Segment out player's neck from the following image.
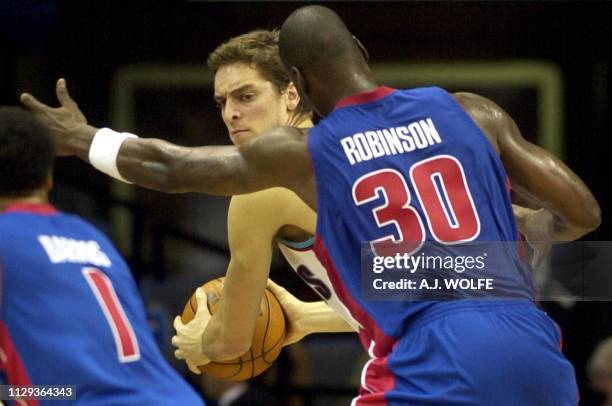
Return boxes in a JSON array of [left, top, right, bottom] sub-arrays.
[[320, 68, 378, 116], [290, 114, 314, 129], [337, 73, 379, 101], [0, 190, 49, 212]]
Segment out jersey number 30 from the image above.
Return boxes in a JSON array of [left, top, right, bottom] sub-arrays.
[[353, 155, 480, 255], [82, 267, 141, 363]]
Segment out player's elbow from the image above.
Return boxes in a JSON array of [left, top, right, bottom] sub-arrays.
[[562, 200, 601, 240], [582, 201, 602, 232], [576, 191, 602, 232]]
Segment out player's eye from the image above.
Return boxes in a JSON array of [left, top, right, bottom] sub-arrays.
[[215, 101, 225, 110], [240, 93, 254, 102]]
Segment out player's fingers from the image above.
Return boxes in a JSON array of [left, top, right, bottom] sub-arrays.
[[55, 78, 77, 108], [186, 360, 201, 375], [174, 348, 185, 360], [171, 335, 190, 350], [194, 288, 210, 313], [171, 335, 180, 347], [512, 204, 527, 220], [266, 279, 288, 295], [20, 93, 50, 113], [172, 315, 185, 332]]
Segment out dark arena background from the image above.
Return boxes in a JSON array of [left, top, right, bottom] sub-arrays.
[[1, 1, 611, 405]]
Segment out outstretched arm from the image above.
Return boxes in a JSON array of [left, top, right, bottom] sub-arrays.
[[21, 79, 316, 207], [455, 92, 601, 241]]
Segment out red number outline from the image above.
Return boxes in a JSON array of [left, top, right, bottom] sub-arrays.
[[82, 267, 140, 363], [353, 155, 481, 253]]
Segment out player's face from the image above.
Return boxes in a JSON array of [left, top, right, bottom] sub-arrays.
[[214, 62, 293, 145]]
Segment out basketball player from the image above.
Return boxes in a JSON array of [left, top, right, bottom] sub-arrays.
[[21, 5, 600, 404], [192, 29, 357, 368], [0, 106, 203, 405]]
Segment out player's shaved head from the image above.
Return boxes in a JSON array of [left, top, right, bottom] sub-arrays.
[[279, 5, 359, 73], [279, 5, 377, 116]]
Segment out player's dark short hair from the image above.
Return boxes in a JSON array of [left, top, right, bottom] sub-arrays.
[[0, 106, 55, 196]]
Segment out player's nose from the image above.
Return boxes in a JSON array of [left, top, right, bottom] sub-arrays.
[[224, 100, 241, 121]]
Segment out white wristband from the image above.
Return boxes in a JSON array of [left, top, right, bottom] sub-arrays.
[[89, 128, 138, 183]]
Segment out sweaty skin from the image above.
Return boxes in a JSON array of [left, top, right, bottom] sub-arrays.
[[21, 78, 599, 363], [20, 80, 599, 240]]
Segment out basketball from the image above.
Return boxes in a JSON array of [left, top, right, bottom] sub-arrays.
[[180, 277, 286, 381]]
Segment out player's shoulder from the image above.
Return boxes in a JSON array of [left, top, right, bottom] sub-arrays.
[[453, 92, 505, 117], [451, 92, 514, 149]]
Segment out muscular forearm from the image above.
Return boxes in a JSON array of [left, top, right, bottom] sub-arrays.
[[67, 125, 252, 195], [200, 313, 251, 361], [21, 81, 311, 200]]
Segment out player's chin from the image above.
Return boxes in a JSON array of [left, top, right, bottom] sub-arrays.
[[231, 131, 254, 146]]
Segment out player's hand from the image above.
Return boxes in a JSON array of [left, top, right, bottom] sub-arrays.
[[513, 204, 554, 268], [266, 279, 309, 346], [171, 287, 212, 373], [20, 78, 88, 156]]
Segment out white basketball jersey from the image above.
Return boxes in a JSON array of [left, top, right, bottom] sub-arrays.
[[277, 238, 361, 331]]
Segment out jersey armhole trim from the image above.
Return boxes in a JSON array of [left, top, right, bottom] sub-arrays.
[[277, 237, 315, 250]]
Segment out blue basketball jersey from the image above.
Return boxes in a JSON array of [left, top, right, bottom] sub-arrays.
[[309, 87, 537, 353], [0, 203, 203, 405], [308, 87, 577, 405]]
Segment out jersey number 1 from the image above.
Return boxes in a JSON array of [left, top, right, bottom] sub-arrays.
[[82, 267, 141, 363], [353, 155, 480, 255]]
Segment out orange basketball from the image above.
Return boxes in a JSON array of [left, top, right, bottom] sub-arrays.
[[180, 277, 286, 381]]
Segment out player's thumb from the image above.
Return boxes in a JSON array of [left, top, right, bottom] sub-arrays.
[[19, 92, 46, 112], [56, 78, 76, 108], [186, 359, 202, 375], [512, 204, 527, 223], [266, 279, 288, 297]]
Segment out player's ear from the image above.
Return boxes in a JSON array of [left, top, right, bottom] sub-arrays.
[[45, 173, 53, 192], [284, 82, 300, 112], [353, 35, 370, 62], [290, 66, 308, 97]]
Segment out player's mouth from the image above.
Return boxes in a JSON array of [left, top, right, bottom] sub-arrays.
[[231, 129, 250, 142]]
